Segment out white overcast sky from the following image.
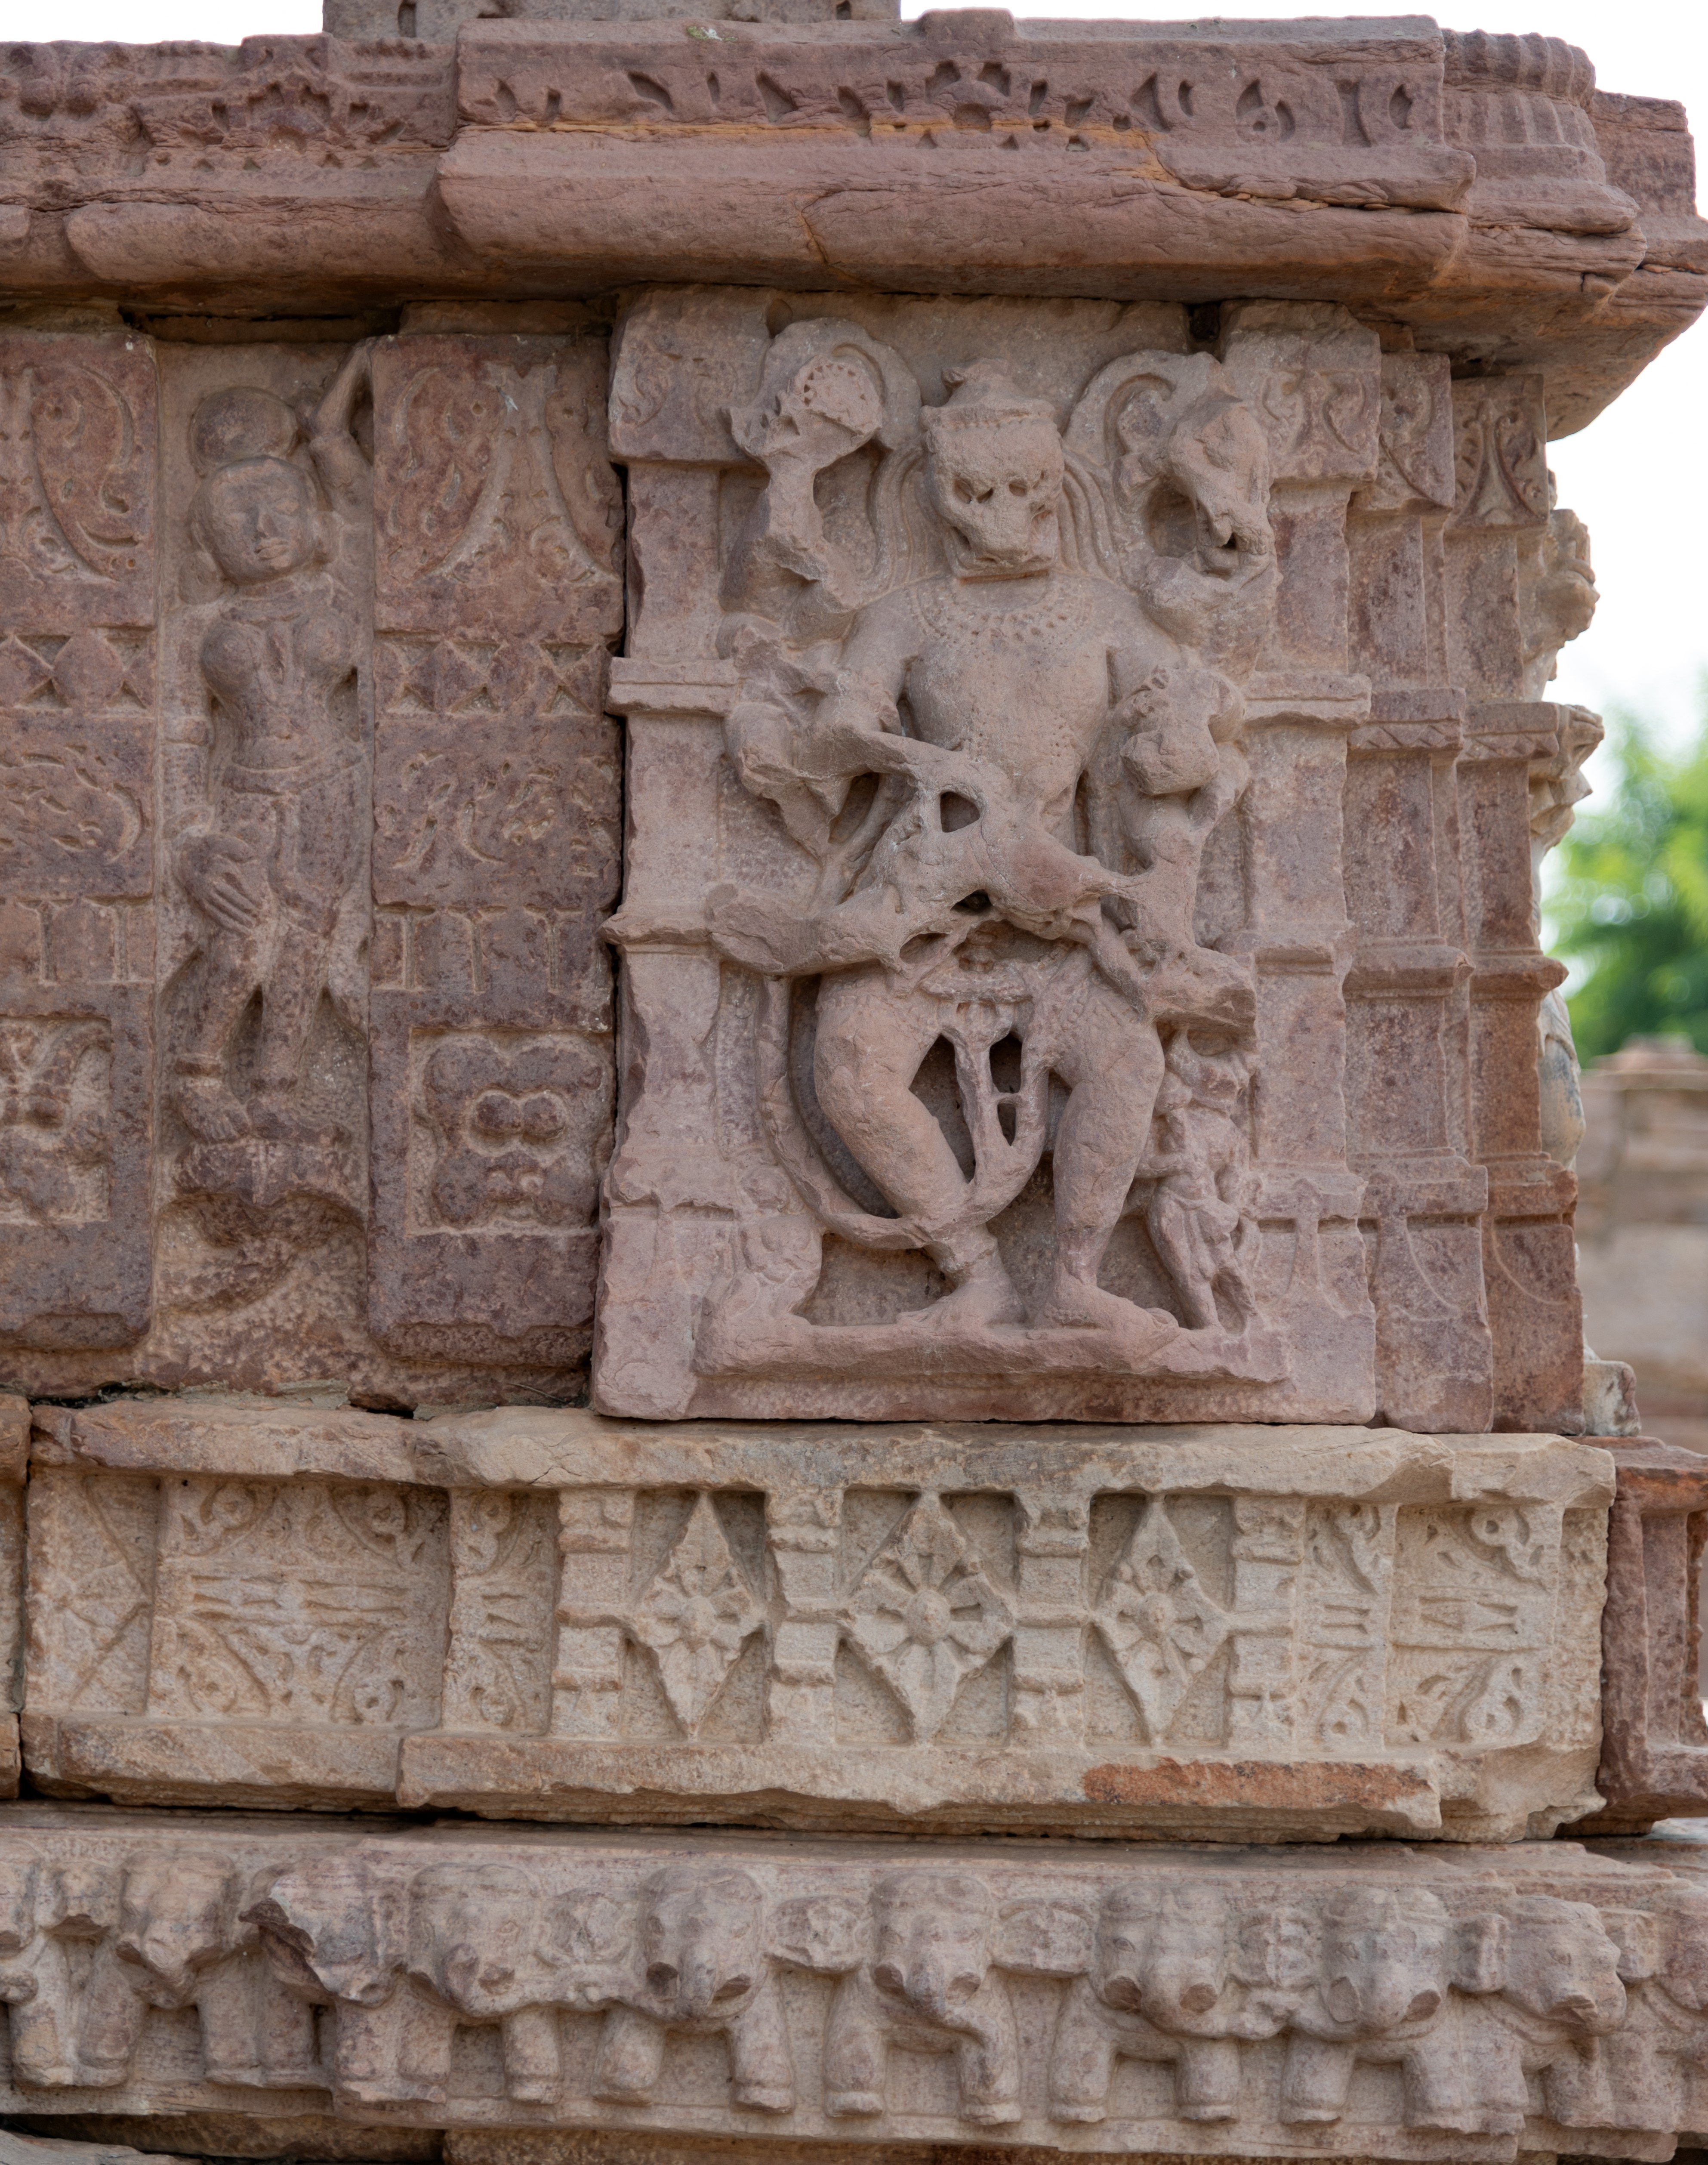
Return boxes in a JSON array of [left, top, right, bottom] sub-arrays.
[[24, 0, 1706, 757]]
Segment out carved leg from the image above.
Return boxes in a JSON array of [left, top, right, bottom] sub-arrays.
[[197, 1956, 277, 2086], [1401, 2028, 1478, 2131], [1542, 2037, 1619, 2128], [812, 971, 1020, 1313], [72, 1944, 150, 2087], [1464, 2023, 1530, 2135], [250, 1971, 323, 2088], [953, 1985, 1023, 2125], [1279, 2035, 1358, 2123], [1175, 2035, 1242, 2121], [1148, 1192, 1218, 1329], [249, 918, 336, 1138], [728, 1978, 795, 2112], [1036, 984, 1164, 1329], [172, 932, 265, 1140], [593, 2004, 668, 2103], [823, 1972, 888, 2116], [1045, 1977, 1119, 2122], [1602, 2026, 1675, 2132], [332, 1992, 443, 2107], [501, 2005, 561, 2103], [4, 1942, 77, 2088], [395, 1991, 457, 2107]]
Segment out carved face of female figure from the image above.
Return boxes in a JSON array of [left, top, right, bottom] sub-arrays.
[[926, 417, 1064, 578], [195, 455, 319, 587]]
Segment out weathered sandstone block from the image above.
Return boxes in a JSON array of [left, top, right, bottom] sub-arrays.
[[0, 1808, 1701, 2160], [19, 1399, 1611, 1841], [1, 315, 622, 1401], [0, 18, 1702, 1424], [0, 1397, 28, 1797], [1574, 1441, 1708, 1835], [595, 286, 1597, 1427], [2, 16, 1701, 428]]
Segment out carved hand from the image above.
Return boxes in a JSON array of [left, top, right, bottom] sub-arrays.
[[179, 832, 269, 936]]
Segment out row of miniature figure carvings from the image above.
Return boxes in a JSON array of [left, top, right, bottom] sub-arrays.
[[0, 1830, 1703, 2151], [10, 1420, 1610, 1844]]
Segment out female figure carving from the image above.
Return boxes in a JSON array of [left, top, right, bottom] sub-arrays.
[[170, 345, 371, 1161]]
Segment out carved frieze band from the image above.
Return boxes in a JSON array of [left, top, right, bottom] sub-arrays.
[[0, 1812, 1699, 2161], [20, 1405, 1610, 1841]]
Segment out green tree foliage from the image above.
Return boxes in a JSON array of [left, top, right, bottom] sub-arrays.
[[1552, 707, 1708, 1061]]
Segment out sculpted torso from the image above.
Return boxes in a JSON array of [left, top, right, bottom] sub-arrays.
[[200, 576, 358, 772], [833, 571, 1168, 857]]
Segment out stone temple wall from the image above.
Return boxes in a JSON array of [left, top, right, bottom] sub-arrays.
[[0, 6, 1707, 2163], [1578, 1038, 1708, 1451]]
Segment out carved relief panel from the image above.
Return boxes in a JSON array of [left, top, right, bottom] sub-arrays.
[[0, 331, 156, 1352], [599, 289, 1382, 1425], [0, 1809, 1702, 2162], [367, 324, 623, 1366], [155, 341, 376, 1332], [20, 1399, 1612, 1842], [4, 319, 623, 1401]]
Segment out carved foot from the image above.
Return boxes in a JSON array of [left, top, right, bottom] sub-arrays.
[[174, 1074, 251, 1142], [825, 2090, 885, 2118], [735, 2082, 795, 2112], [902, 1250, 1024, 1331], [1033, 1269, 1147, 1332]]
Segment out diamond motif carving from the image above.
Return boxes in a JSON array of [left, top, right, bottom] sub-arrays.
[[846, 1494, 1014, 1740], [631, 1492, 764, 1733], [1093, 1497, 1231, 1739]]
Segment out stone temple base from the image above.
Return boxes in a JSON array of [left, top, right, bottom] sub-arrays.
[[0, 1806, 1702, 2163], [19, 1399, 1612, 1844]]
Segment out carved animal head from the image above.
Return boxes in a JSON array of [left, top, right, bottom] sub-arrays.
[[114, 1856, 239, 2006], [636, 1866, 765, 2023], [923, 363, 1064, 579], [1501, 1896, 1627, 2035], [409, 1862, 550, 2019], [1149, 390, 1274, 572], [1093, 1882, 1232, 2029], [731, 324, 891, 476], [41, 1861, 120, 1942], [1064, 351, 1273, 584], [1313, 1886, 1455, 2035], [869, 1870, 996, 2024], [248, 1852, 410, 2007]]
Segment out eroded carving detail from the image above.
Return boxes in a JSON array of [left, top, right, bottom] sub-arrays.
[[19, 1416, 1610, 1840], [0, 1820, 1697, 2156], [145, 1478, 448, 1729], [0, 1018, 110, 1223], [164, 344, 375, 1297], [619, 320, 1280, 1392]]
